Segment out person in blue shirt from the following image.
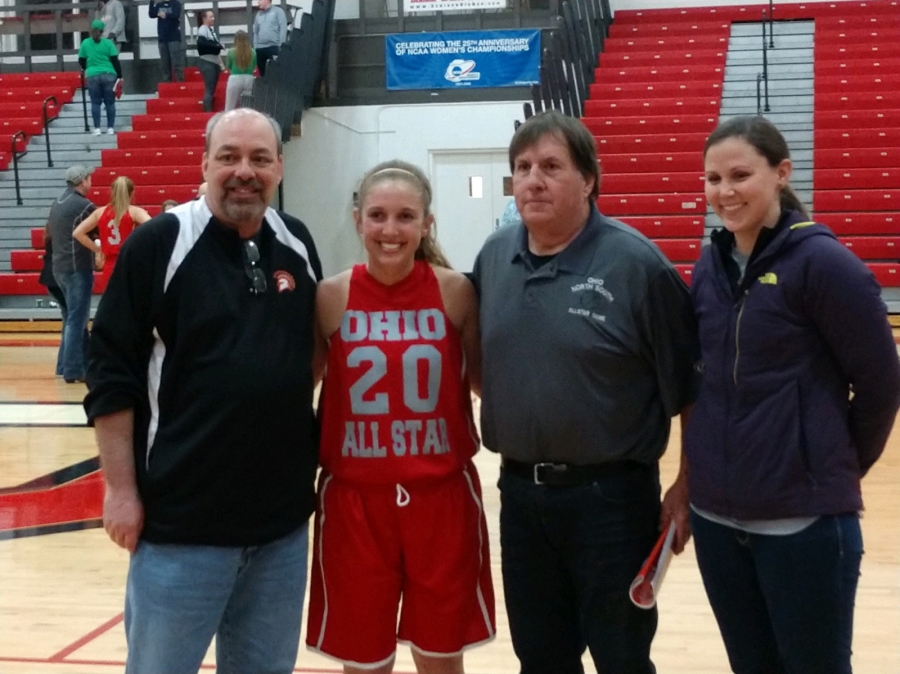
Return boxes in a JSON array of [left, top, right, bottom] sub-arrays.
[[149, 0, 184, 82]]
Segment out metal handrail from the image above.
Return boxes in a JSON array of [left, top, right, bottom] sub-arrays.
[[11, 131, 27, 206], [42, 95, 57, 168], [757, 73, 764, 115], [761, 10, 770, 112], [80, 71, 89, 133], [768, 0, 775, 48]]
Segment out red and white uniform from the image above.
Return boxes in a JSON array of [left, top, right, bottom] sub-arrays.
[[97, 206, 135, 281], [307, 261, 495, 666]]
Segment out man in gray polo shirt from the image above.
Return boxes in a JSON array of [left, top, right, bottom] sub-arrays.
[[47, 165, 97, 384], [472, 110, 698, 674]]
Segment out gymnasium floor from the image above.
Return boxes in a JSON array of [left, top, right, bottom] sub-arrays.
[[0, 344, 898, 673]]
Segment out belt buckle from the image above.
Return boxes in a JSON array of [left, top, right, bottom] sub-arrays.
[[533, 462, 564, 485]]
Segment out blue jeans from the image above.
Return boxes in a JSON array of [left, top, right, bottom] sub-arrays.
[[691, 512, 862, 674], [48, 284, 68, 376], [499, 463, 661, 674], [56, 270, 92, 381], [86, 72, 116, 130], [124, 523, 309, 674]]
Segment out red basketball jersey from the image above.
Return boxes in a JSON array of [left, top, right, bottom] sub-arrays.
[[97, 206, 135, 257], [319, 261, 480, 483]]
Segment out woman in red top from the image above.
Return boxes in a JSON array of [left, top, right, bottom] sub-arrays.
[[73, 175, 151, 281], [307, 160, 495, 673]]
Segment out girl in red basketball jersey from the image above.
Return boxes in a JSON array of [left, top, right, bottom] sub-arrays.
[[307, 160, 495, 673], [73, 175, 151, 283]]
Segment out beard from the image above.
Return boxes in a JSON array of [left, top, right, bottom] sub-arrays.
[[218, 178, 269, 224]]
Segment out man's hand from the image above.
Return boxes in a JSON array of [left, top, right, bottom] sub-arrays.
[[660, 474, 691, 554], [103, 486, 143, 552]]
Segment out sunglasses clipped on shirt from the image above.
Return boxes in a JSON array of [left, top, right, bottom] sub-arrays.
[[242, 239, 267, 295]]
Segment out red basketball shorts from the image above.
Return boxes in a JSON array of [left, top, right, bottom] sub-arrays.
[[305, 461, 496, 667]]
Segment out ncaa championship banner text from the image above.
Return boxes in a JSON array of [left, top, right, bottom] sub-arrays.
[[385, 29, 541, 90], [405, 0, 506, 12]]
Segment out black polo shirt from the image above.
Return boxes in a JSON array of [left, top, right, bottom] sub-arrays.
[[472, 205, 698, 466]]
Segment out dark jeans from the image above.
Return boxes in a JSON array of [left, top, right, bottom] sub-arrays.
[[56, 270, 93, 381], [499, 463, 661, 674], [87, 72, 116, 130], [196, 59, 220, 112], [256, 45, 280, 77], [691, 512, 862, 674], [48, 284, 67, 376], [159, 40, 185, 82]]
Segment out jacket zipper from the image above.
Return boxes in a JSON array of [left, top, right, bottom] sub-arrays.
[[733, 290, 748, 386]]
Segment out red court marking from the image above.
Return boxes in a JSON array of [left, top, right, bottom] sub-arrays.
[[48, 612, 124, 662]]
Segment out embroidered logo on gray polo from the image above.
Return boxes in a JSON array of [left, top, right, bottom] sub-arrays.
[[568, 277, 613, 322]]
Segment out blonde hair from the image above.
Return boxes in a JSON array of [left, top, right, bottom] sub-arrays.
[[109, 176, 135, 225], [356, 160, 451, 269], [232, 30, 253, 72]]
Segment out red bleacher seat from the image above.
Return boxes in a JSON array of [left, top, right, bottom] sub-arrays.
[[600, 152, 701, 174], [816, 44, 900, 60], [31, 228, 44, 249], [91, 185, 200, 207], [817, 91, 900, 110], [0, 72, 80, 87], [592, 64, 724, 86], [116, 131, 205, 150], [674, 264, 694, 285], [92, 165, 204, 188], [583, 115, 716, 136], [0, 86, 76, 104], [157, 82, 205, 98], [590, 81, 722, 99], [101, 148, 204, 168], [608, 20, 730, 39], [598, 193, 705, 216], [10, 250, 45, 272], [0, 118, 44, 136], [839, 236, 900, 259], [0, 152, 9, 171], [816, 74, 898, 95], [867, 263, 900, 287], [0, 100, 61, 120], [601, 172, 703, 194], [599, 49, 725, 68], [585, 97, 720, 117], [815, 128, 900, 150], [0, 273, 43, 295], [815, 148, 900, 170], [815, 57, 900, 77], [820, 212, 899, 236], [814, 168, 899, 190], [604, 35, 729, 53], [813, 190, 899, 212], [131, 112, 214, 132], [652, 238, 702, 262], [817, 13, 900, 29], [620, 216, 704, 238], [2, 133, 29, 154], [814, 109, 900, 131], [595, 132, 708, 155], [146, 98, 205, 114], [816, 28, 900, 45]]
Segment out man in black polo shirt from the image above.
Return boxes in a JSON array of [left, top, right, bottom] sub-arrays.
[[473, 110, 698, 674]]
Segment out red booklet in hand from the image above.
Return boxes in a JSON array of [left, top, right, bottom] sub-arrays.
[[629, 520, 676, 609], [114, 79, 123, 99]]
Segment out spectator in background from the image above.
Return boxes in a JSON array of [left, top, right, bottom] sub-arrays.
[[195, 9, 223, 112], [252, 0, 286, 77], [161, 199, 179, 212], [498, 198, 522, 229], [149, 0, 184, 82], [224, 31, 256, 111], [47, 165, 97, 385], [72, 176, 152, 283], [97, 0, 126, 52], [79, 19, 122, 136], [39, 226, 68, 378]]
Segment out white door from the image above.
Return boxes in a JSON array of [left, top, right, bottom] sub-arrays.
[[431, 151, 509, 273]]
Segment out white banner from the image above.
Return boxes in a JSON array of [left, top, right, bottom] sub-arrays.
[[405, 0, 507, 12]]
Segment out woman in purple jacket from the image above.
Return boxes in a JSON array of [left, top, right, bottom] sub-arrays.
[[684, 115, 900, 674]]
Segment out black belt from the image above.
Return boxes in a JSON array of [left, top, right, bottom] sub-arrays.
[[502, 457, 640, 486]]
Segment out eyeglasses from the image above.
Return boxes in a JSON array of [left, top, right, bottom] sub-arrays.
[[243, 239, 267, 295]]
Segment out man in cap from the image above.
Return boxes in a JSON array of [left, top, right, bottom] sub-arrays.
[[47, 165, 97, 383]]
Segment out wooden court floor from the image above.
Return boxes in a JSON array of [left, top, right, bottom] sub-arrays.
[[0, 344, 898, 673]]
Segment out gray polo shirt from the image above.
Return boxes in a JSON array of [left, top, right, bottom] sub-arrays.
[[48, 186, 96, 275], [472, 205, 698, 466]]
